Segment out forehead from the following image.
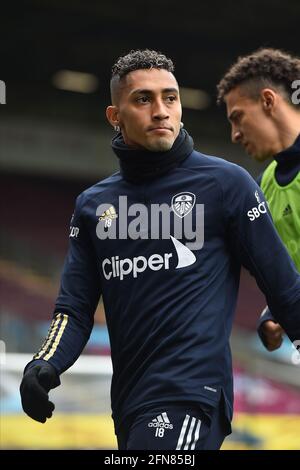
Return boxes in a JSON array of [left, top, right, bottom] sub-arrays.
[[122, 68, 179, 94], [225, 86, 256, 115]]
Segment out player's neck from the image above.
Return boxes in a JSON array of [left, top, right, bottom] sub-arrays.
[[274, 110, 300, 154]]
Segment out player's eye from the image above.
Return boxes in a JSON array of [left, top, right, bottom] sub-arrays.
[[136, 96, 150, 103], [166, 95, 176, 102], [232, 112, 242, 124]]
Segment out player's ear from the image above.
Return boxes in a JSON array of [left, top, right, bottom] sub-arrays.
[[261, 89, 276, 113], [106, 106, 120, 129]]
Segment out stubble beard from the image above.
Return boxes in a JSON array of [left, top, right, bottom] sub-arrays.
[[146, 137, 174, 152]]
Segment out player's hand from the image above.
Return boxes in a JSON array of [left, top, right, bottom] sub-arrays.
[[20, 362, 60, 423], [258, 320, 284, 351]]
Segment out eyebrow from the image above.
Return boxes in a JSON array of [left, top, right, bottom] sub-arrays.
[[130, 87, 179, 96]]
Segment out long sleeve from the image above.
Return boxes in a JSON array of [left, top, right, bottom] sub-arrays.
[[32, 193, 102, 374], [222, 164, 300, 343]]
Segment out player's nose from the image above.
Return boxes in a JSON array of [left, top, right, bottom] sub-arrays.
[[152, 99, 169, 121], [232, 129, 242, 144]]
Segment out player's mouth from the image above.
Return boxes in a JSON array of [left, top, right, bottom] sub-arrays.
[[243, 141, 251, 153], [148, 126, 173, 133]]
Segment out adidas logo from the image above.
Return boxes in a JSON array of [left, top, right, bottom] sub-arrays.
[[99, 206, 118, 221], [148, 412, 173, 430], [283, 204, 292, 216]]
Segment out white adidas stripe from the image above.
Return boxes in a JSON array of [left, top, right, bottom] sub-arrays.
[[191, 419, 201, 450], [176, 414, 202, 450], [184, 417, 196, 449], [176, 414, 190, 450]]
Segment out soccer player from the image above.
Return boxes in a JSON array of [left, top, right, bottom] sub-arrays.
[[217, 48, 300, 351], [20, 50, 300, 450]]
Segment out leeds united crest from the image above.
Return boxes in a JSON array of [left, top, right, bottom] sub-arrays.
[[171, 192, 196, 218]]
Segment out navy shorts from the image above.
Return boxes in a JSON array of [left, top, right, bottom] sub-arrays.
[[117, 402, 229, 450]]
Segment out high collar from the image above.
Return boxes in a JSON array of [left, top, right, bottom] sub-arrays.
[[274, 134, 300, 165], [273, 134, 300, 186], [111, 129, 194, 184]]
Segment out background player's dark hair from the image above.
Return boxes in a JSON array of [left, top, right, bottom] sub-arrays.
[[110, 49, 175, 103], [217, 48, 300, 107]]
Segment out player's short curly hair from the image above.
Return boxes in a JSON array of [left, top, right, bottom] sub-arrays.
[[111, 49, 174, 79], [217, 48, 300, 106]]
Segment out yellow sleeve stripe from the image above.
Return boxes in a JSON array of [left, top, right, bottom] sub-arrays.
[[34, 313, 68, 360], [34, 314, 62, 360], [43, 314, 68, 361]]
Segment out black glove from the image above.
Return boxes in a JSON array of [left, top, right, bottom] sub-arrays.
[[20, 361, 60, 423]]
